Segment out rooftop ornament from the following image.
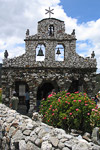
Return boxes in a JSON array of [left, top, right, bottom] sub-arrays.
[[91, 51, 95, 58], [4, 50, 8, 59], [45, 7, 54, 18]]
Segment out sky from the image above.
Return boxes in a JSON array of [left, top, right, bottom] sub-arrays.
[[0, 0, 100, 73]]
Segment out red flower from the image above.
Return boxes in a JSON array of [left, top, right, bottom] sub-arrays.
[[58, 99, 60, 102], [66, 92, 70, 95], [64, 117, 66, 119], [50, 105, 52, 107], [75, 91, 79, 94], [87, 113, 90, 115], [48, 94, 53, 98], [73, 100, 76, 102], [69, 113, 72, 115], [78, 100, 81, 102], [52, 113, 54, 116], [85, 104, 88, 106], [76, 109, 79, 111]]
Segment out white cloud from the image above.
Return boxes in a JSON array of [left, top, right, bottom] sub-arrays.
[[0, 0, 100, 73]]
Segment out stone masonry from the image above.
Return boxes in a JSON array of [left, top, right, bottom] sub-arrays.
[[0, 104, 100, 150], [2, 17, 97, 112]]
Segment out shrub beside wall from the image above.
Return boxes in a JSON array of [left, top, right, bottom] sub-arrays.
[[39, 91, 99, 133]]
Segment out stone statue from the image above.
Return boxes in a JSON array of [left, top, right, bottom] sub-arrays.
[[91, 51, 95, 58], [4, 50, 8, 59], [71, 29, 75, 35], [26, 29, 29, 36]]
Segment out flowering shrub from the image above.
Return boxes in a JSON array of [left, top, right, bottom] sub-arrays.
[[90, 108, 100, 129], [0, 88, 2, 103], [39, 91, 97, 133]]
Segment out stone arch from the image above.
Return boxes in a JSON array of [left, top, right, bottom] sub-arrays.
[[36, 80, 59, 110]]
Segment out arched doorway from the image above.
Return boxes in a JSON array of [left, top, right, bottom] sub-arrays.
[[15, 81, 29, 104], [37, 81, 59, 111]]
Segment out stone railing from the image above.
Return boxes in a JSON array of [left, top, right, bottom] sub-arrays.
[[0, 104, 100, 150]]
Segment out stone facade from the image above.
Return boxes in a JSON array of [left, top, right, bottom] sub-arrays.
[[2, 17, 97, 111]]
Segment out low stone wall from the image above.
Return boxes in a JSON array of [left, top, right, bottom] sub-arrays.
[[0, 104, 100, 150]]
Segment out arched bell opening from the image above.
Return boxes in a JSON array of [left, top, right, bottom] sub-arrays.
[[36, 80, 59, 111], [15, 81, 29, 104], [55, 44, 64, 61], [36, 44, 45, 61]]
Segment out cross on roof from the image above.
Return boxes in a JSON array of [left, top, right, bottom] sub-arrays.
[[45, 7, 54, 18]]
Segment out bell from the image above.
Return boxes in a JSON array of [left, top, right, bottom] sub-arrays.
[[56, 48, 61, 55], [37, 47, 44, 56]]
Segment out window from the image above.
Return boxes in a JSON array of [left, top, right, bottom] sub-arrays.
[[55, 44, 64, 61], [36, 44, 45, 61], [48, 25, 54, 36]]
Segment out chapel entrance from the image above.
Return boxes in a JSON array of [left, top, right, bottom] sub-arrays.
[[37, 81, 59, 110], [15, 81, 29, 104]]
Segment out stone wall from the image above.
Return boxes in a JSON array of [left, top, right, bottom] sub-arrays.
[[1, 67, 96, 108], [0, 104, 100, 150]]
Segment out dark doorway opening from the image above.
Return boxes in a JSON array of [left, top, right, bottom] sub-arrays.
[[37, 81, 59, 111], [68, 80, 79, 93], [15, 81, 29, 104]]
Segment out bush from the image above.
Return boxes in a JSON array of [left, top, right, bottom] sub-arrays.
[[0, 88, 2, 103], [39, 91, 97, 133], [90, 108, 100, 129]]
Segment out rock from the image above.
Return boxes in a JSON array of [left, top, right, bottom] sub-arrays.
[[26, 141, 41, 150], [92, 127, 100, 145], [62, 147, 70, 150], [30, 134, 37, 143], [72, 141, 91, 150], [38, 128, 47, 138], [82, 132, 92, 142], [19, 140, 27, 150], [35, 138, 42, 147], [32, 112, 42, 122], [23, 130, 31, 136], [41, 141, 52, 150], [26, 123, 34, 130], [49, 136, 59, 147], [12, 130, 24, 141], [58, 141, 65, 149], [9, 126, 16, 137], [6, 117, 14, 123]]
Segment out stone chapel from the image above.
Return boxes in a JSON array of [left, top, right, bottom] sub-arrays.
[[2, 14, 97, 111]]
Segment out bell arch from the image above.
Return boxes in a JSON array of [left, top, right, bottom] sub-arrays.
[[55, 44, 64, 61], [36, 44, 45, 61]]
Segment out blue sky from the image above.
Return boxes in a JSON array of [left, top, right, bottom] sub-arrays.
[[0, 0, 100, 73], [60, 0, 100, 23]]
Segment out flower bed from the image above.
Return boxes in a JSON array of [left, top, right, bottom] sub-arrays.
[[39, 91, 99, 133]]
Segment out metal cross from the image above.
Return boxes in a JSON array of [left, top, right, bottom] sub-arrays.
[[45, 7, 54, 18]]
